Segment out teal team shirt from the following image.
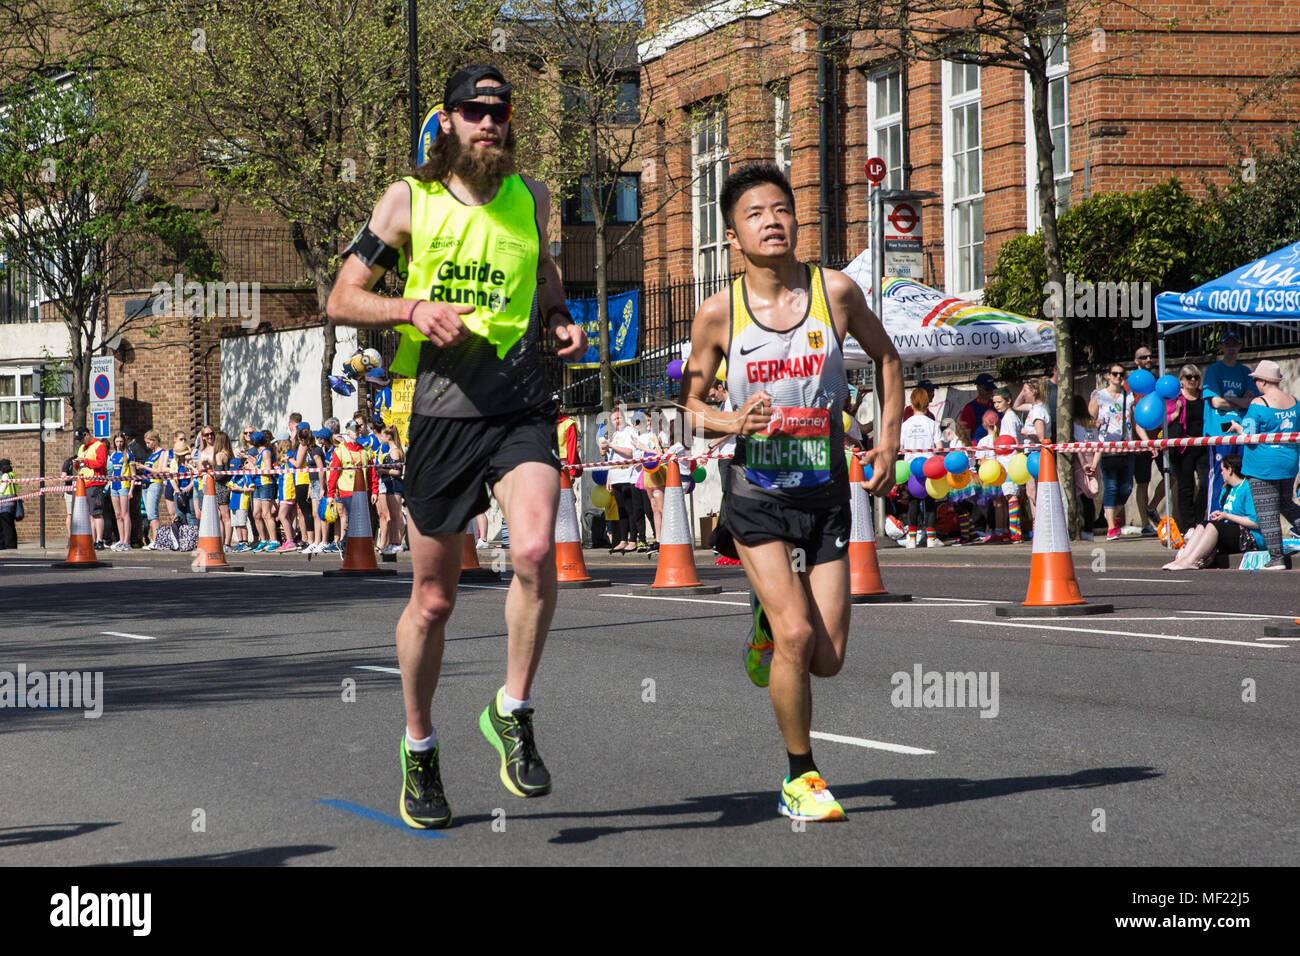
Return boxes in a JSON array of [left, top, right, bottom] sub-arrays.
[[1221, 480, 1265, 550], [1240, 400, 1300, 480], [1202, 361, 1258, 435]]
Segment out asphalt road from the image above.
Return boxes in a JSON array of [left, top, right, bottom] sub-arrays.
[[2, 541, 1298, 866]]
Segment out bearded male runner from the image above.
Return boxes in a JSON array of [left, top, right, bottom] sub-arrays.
[[681, 164, 903, 822], [327, 65, 587, 828]]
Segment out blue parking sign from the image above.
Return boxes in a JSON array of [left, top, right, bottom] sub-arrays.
[[93, 412, 110, 439]]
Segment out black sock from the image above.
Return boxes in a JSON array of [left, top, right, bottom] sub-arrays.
[[787, 749, 818, 781]]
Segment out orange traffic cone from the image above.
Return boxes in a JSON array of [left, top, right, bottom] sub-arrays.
[[52, 477, 111, 568], [996, 445, 1112, 617], [460, 522, 501, 583], [192, 473, 243, 572], [324, 468, 395, 577], [555, 467, 610, 588], [848, 453, 910, 603], [649, 458, 720, 594]]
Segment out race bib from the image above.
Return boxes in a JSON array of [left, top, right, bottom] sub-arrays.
[[745, 406, 832, 490]]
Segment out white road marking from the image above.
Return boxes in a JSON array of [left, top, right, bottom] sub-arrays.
[[810, 731, 935, 755], [0, 563, 46, 567], [603, 592, 749, 606], [1258, 636, 1300, 641], [949, 619, 1288, 649], [915, 597, 1013, 605], [1087, 577, 1190, 583], [355, 666, 401, 674], [1177, 610, 1300, 620], [100, 631, 155, 641], [242, 569, 324, 576]]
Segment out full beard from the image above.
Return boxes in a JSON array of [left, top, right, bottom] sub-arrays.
[[446, 131, 515, 194]]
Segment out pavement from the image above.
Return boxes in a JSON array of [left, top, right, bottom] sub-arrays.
[[2, 536, 1298, 866]]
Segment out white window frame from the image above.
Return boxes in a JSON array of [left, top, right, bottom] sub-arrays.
[[691, 102, 730, 296], [1, 207, 66, 323], [1024, 22, 1071, 231], [772, 80, 791, 179], [868, 66, 903, 191], [942, 59, 984, 297], [0, 366, 65, 431]]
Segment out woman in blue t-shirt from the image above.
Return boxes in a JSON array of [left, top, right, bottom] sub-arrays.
[[1227, 360, 1300, 569], [1162, 454, 1263, 570], [106, 432, 135, 552]]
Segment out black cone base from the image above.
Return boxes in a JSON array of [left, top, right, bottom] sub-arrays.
[[996, 603, 1114, 617]]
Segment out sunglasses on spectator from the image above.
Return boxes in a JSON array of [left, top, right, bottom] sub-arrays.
[[455, 100, 512, 124], [202, 431, 214, 438], [1182, 374, 1199, 381], [1109, 370, 1123, 376]]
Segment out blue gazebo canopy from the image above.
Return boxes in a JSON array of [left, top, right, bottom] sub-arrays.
[[1155, 241, 1300, 335]]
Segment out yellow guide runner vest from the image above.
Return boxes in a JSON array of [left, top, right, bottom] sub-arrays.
[[391, 174, 540, 377]]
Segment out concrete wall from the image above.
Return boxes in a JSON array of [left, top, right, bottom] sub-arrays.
[[220, 325, 358, 434]]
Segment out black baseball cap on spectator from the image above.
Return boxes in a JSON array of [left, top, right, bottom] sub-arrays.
[[74, 427, 89, 440], [975, 373, 996, 390], [444, 65, 511, 109], [918, 379, 936, 395]]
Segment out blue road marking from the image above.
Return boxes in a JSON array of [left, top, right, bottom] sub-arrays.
[[318, 799, 448, 839]]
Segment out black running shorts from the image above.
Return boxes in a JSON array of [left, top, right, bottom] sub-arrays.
[[719, 492, 850, 566], [404, 403, 559, 536]]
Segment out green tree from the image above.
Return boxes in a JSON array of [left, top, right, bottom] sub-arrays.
[[985, 178, 1206, 367], [113, 0, 497, 417], [0, 66, 210, 430], [1201, 126, 1300, 281]]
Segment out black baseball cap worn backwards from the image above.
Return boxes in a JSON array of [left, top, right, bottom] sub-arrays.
[[444, 65, 511, 108]]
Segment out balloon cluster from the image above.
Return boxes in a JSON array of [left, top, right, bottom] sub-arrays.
[[896, 449, 975, 499], [1128, 367, 1179, 432]]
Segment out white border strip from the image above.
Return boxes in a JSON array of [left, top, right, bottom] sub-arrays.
[[811, 730, 935, 755]]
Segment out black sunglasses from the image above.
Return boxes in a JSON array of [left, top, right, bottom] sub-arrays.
[[1183, 374, 1200, 380], [1109, 370, 1124, 375], [455, 100, 512, 125]]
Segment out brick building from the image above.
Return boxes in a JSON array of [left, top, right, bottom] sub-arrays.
[[638, 1, 1300, 294]]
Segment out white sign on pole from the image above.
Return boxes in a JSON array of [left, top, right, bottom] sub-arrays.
[[89, 355, 115, 413], [883, 200, 923, 278]]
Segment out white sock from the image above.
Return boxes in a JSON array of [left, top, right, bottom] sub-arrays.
[[498, 687, 530, 716], [405, 728, 436, 752]]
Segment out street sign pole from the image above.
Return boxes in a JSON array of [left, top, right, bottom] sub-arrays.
[[870, 183, 886, 534]]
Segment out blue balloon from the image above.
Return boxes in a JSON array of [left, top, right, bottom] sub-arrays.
[[1128, 369, 1156, 396], [863, 463, 873, 483], [907, 475, 927, 499], [1135, 393, 1166, 432], [667, 359, 684, 381], [1154, 374, 1180, 400], [1027, 451, 1040, 480], [944, 450, 970, 475], [909, 456, 927, 480], [590, 469, 608, 487]]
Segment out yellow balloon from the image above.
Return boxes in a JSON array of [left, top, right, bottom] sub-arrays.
[[1007, 453, 1030, 485], [591, 487, 612, 509], [716, 358, 727, 381], [948, 470, 971, 490], [925, 476, 950, 499], [842, 411, 853, 433], [978, 459, 1005, 485]]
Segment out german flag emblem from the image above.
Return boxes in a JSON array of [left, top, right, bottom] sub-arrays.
[[807, 330, 824, 350]]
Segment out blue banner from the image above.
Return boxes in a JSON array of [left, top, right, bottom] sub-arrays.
[[565, 290, 639, 369]]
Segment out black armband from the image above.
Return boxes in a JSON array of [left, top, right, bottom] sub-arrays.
[[342, 222, 400, 271]]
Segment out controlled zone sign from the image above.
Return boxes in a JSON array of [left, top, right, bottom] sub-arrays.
[[89, 356, 115, 413]]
